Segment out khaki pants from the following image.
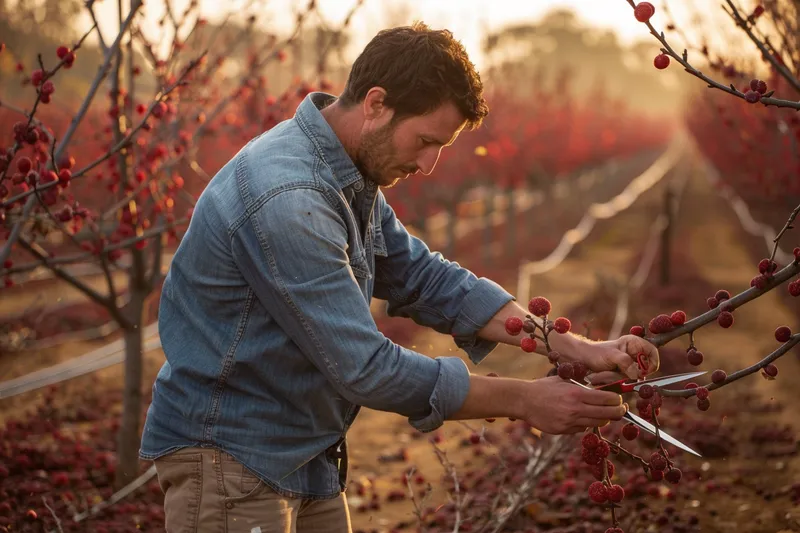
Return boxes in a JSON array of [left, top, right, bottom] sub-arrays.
[[153, 447, 352, 533]]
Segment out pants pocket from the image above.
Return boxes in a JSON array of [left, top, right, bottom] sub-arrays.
[[218, 452, 298, 531], [154, 451, 203, 533]]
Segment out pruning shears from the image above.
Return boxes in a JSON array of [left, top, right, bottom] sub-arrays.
[[570, 353, 706, 457]]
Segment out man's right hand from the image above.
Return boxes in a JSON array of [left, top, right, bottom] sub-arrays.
[[521, 376, 627, 435]]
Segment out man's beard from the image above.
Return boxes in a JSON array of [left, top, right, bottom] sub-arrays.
[[355, 122, 399, 188]]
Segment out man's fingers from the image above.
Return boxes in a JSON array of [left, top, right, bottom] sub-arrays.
[[586, 371, 625, 386], [579, 404, 627, 421], [580, 388, 624, 407], [571, 418, 612, 430]]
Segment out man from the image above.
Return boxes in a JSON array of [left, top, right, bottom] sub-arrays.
[[140, 22, 659, 532]]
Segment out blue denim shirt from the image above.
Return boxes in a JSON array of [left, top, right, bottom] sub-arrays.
[[139, 92, 515, 499]]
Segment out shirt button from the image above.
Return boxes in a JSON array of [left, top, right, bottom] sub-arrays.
[[225, 502, 235, 509], [353, 180, 364, 191]]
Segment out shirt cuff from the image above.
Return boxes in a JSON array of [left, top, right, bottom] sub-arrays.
[[407, 356, 471, 433], [451, 277, 516, 365]]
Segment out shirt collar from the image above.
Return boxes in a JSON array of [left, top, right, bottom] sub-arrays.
[[295, 92, 366, 192]]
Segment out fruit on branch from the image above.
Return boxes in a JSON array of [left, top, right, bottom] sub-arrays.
[[758, 258, 778, 275], [697, 398, 711, 411], [582, 433, 600, 449], [669, 310, 686, 326], [553, 317, 571, 334], [607, 484, 625, 502], [654, 54, 670, 70], [775, 326, 792, 342], [664, 468, 682, 484], [711, 369, 727, 384], [715, 289, 730, 301], [788, 281, 800, 296], [695, 387, 709, 400], [504, 316, 523, 336], [528, 296, 552, 317], [588, 481, 609, 503], [633, 2, 655, 22], [717, 311, 734, 328], [744, 90, 761, 104], [763, 364, 778, 378], [648, 314, 674, 334], [629, 325, 645, 336], [648, 452, 667, 472], [520, 337, 537, 353], [557, 362, 574, 379], [749, 79, 767, 95], [687, 348, 703, 366], [622, 423, 639, 440]]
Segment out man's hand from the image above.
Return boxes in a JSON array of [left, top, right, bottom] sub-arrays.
[[522, 376, 628, 434], [573, 334, 660, 383]]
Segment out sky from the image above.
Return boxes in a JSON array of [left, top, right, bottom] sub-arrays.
[[84, 0, 725, 70]]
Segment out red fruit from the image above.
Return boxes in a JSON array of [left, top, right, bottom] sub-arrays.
[[763, 364, 778, 377], [687, 348, 703, 366], [520, 336, 537, 353], [707, 296, 719, 309], [547, 350, 561, 364], [775, 326, 792, 342], [152, 101, 168, 118], [714, 289, 730, 301], [745, 90, 761, 103], [505, 316, 523, 336], [711, 370, 727, 384], [582, 433, 600, 449], [622, 423, 639, 440], [684, 382, 698, 390], [665, 468, 682, 484], [648, 314, 674, 334], [572, 361, 588, 382], [669, 310, 686, 326], [557, 362, 574, 380], [717, 311, 734, 328], [634, 2, 655, 22], [629, 325, 645, 336], [649, 452, 667, 471], [654, 53, 670, 69], [595, 441, 611, 458], [58, 168, 72, 184], [789, 280, 800, 296], [638, 384, 654, 399], [553, 317, 571, 334], [588, 481, 608, 503], [758, 258, 777, 274], [794, 247, 800, 260], [17, 156, 32, 174], [750, 79, 767, 94], [695, 387, 709, 400], [56, 45, 70, 59], [650, 469, 664, 481], [697, 398, 711, 411], [528, 296, 551, 317], [608, 484, 625, 502], [30, 69, 44, 86]]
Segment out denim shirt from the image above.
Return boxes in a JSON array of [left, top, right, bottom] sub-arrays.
[[139, 92, 515, 499]]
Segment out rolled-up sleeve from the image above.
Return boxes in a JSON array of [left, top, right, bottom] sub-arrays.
[[373, 193, 515, 365], [231, 187, 469, 432]]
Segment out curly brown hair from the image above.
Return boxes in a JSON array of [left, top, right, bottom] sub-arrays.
[[338, 21, 489, 130]]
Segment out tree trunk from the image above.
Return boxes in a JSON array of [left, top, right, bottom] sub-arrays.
[[114, 245, 149, 490]]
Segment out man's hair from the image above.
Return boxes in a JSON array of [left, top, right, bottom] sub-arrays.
[[338, 21, 489, 130]]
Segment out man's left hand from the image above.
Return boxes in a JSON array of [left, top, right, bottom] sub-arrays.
[[574, 335, 660, 383]]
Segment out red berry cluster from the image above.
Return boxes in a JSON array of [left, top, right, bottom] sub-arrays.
[[504, 297, 573, 371], [744, 78, 768, 104], [640, 308, 687, 335], [751, 257, 778, 290], [580, 433, 626, 532]]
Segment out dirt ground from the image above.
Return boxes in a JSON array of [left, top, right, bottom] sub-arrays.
[[1, 149, 799, 532]]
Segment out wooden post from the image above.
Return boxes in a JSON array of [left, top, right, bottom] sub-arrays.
[[660, 184, 674, 286]]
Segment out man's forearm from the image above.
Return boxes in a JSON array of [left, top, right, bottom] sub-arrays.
[[477, 300, 591, 360]]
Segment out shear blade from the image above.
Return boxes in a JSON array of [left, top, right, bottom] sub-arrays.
[[632, 371, 708, 390], [625, 410, 702, 457]]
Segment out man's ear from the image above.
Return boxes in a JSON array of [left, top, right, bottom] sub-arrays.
[[362, 87, 391, 122]]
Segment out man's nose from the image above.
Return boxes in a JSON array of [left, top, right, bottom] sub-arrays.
[[416, 148, 442, 176]]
